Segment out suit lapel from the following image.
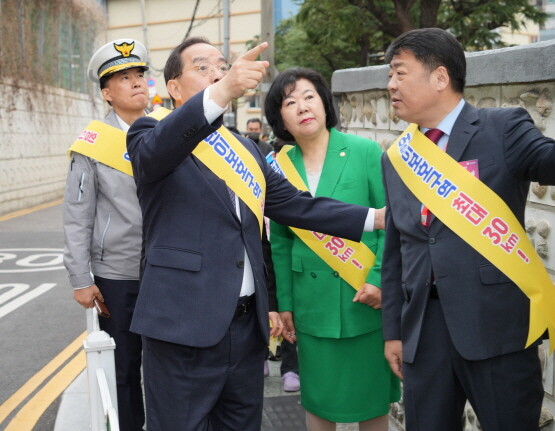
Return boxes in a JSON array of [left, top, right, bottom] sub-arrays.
[[192, 156, 240, 222], [287, 145, 309, 190], [428, 102, 478, 229], [315, 128, 348, 198], [445, 102, 478, 162]]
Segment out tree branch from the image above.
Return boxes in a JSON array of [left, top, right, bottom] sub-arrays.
[[349, 0, 405, 38], [420, 0, 442, 28]]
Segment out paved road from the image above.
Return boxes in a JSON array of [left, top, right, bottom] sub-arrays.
[[0, 202, 400, 431], [0, 202, 85, 431]]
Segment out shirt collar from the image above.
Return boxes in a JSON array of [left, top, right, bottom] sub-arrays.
[[115, 113, 130, 132], [421, 98, 465, 137]]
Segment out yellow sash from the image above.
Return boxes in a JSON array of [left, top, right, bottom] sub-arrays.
[[388, 123, 555, 351], [149, 108, 266, 234], [274, 145, 375, 291], [68, 121, 132, 176]]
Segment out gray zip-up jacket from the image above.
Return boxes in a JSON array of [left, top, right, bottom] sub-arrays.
[[63, 110, 142, 288]]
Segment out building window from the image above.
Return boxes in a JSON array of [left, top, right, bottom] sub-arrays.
[[246, 91, 260, 109], [0, 0, 101, 94]]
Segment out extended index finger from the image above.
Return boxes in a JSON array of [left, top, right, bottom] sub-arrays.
[[242, 41, 269, 61]]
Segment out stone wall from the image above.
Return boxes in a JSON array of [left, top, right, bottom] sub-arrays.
[[332, 40, 555, 431], [0, 79, 103, 216]]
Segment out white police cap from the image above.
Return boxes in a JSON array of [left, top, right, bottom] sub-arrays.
[[87, 39, 149, 83]]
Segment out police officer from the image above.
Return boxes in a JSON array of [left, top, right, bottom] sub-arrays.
[[63, 39, 149, 431]]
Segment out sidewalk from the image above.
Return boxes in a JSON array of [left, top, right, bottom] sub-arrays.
[[54, 360, 398, 430]]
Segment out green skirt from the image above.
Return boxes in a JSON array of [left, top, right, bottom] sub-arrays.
[[297, 330, 400, 423]]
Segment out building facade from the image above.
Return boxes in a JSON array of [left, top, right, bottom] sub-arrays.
[[106, 0, 279, 134], [0, 0, 105, 215]]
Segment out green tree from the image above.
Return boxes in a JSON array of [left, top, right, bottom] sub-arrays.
[[275, 0, 548, 82]]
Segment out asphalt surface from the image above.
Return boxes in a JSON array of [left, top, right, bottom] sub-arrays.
[[0, 202, 85, 430], [0, 202, 399, 431]]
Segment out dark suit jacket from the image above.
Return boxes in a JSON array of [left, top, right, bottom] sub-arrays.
[[382, 102, 555, 363], [262, 225, 278, 312], [126, 91, 368, 348]]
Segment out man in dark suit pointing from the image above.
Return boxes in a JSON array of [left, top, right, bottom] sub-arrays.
[[127, 37, 383, 431], [381, 28, 555, 431]]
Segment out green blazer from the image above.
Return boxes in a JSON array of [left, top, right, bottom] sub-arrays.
[[270, 128, 386, 338]]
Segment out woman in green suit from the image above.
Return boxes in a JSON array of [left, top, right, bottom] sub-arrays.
[[265, 68, 400, 431]]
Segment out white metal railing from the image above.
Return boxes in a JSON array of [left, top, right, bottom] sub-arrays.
[[84, 308, 120, 431]]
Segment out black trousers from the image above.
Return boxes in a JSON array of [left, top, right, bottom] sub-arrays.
[[95, 276, 144, 431], [142, 296, 267, 431], [403, 297, 543, 431], [280, 339, 299, 376]]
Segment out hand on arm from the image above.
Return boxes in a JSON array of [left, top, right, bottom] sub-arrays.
[[353, 283, 382, 309], [210, 42, 269, 108], [279, 311, 297, 344], [384, 340, 403, 380], [73, 284, 103, 309]]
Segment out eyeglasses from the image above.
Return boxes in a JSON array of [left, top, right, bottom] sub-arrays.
[[193, 62, 231, 76]]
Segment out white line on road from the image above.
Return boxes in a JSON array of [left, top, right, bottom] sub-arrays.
[[0, 283, 57, 319], [0, 267, 65, 273], [0, 284, 29, 306]]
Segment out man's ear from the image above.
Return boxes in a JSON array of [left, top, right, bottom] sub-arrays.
[[434, 66, 450, 92], [167, 79, 182, 104], [101, 87, 112, 103]]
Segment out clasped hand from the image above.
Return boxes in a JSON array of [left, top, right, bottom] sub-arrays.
[[353, 283, 382, 309]]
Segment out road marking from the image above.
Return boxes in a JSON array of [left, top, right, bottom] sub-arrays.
[[0, 266, 65, 273], [0, 331, 86, 425], [4, 351, 86, 431], [0, 283, 57, 319], [0, 284, 29, 306], [0, 249, 64, 273], [0, 199, 62, 222]]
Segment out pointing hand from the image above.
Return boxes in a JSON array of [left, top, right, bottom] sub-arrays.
[[211, 42, 270, 106]]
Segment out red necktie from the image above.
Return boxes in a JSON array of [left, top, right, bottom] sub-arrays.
[[422, 129, 445, 227], [425, 128, 444, 145]]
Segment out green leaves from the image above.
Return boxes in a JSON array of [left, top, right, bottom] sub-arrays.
[[275, 0, 548, 81]]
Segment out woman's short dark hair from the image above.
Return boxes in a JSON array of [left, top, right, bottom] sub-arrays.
[[384, 28, 466, 94], [264, 68, 337, 141], [164, 36, 211, 107]]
